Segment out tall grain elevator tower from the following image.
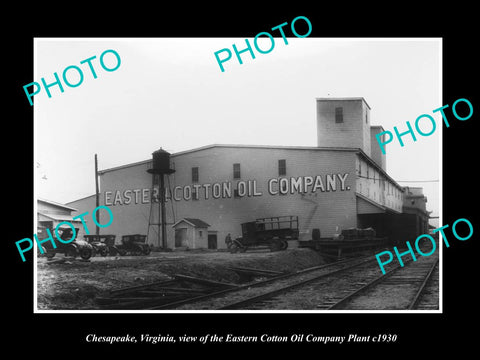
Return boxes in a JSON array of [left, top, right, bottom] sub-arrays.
[[316, 97, 386, 171], [316, 97, 372, 156]]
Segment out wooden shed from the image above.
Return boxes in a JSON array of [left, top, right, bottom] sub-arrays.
[[172, 218, 210, 249]]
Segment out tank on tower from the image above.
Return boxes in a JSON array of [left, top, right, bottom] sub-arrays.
[[146, 148, 175, 250], [147, 148, 175, 175]]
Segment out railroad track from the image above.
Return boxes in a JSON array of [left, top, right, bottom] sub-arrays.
[[217, 254, 439, 310], [329, 256, 439, 310], [154, 254, 386, 310], [96, 275, 240, 310], [409, 258, 439, 310], [97, 253, 378, 310], [97, 249, 438, 311]]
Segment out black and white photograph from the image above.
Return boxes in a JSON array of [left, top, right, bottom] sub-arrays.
[[32, 37, 441, 313], [7, 6, 479, 354]]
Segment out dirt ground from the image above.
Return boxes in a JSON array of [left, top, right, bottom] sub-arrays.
[[36, 248, 326, 310]]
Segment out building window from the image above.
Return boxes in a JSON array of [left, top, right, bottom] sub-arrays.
[[366, 166, 369, 179], [366, 112, 368, 123], [192, 167, 199, 182], [192, 189, 198, 201], [335, 107, 343, 123], [233, 163, 241, 179], [278, 159, 286, 176]]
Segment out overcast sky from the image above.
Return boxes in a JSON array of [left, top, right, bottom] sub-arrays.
[[34, 38, 441, 224]]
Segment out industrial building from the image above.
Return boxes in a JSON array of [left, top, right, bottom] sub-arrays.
[[37, 198, 85, 240], [67, 97, 430, 250]]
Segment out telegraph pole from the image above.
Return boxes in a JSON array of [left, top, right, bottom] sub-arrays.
[[95, 153, 100, 236]]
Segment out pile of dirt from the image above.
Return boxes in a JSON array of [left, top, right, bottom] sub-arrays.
[[36, 248, 326, 310]]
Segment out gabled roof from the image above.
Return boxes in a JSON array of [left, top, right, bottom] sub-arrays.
[[37, 212, 81, 222], [172, 218, 210, 228], [97, 144, 361, 175], [66, 194, 96, 205], [38, 198, 78, 212]]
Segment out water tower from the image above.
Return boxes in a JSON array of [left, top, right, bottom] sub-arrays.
[[146, 148, 175, 249]]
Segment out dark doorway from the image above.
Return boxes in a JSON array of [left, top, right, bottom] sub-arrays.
[[175, 228, 187, 247], [208, 234, 217, 249]]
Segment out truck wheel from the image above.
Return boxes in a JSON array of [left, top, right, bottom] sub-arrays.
[[269, 241, 281, 252], [133, 245, 143, 256], [99, 247, 109, 257], [142, 246, 151, 255], [65, 245, 77, 258], [230, 239, 244, 254], [37, 246, 46, 257], [46, 249, 56, 259], [230, 243, 240, 254], [80, 248, 92, 260]]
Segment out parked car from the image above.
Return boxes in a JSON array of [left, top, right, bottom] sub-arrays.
[[117, 234, 151, 256], [42, 227, 94, 260], [84, 235, 111, 257]]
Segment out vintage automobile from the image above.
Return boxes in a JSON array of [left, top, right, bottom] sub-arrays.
[[230, 216, 299, 253], [41, 227, 94, 260], [84, 235, 112, 257], [116, 234, 151, 256]]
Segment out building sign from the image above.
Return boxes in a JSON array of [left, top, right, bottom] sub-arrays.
[[104, 173, 350, 205]]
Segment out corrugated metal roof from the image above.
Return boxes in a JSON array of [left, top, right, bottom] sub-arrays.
[[38, 198, 78, 211], [37, 212, 82, 222]]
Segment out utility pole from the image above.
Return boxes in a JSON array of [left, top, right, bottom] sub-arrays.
[[95, 153, 100, 236]]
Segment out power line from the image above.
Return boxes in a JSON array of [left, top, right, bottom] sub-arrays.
[[356, 175, 438, 183], [396, 180, 439, 183]]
